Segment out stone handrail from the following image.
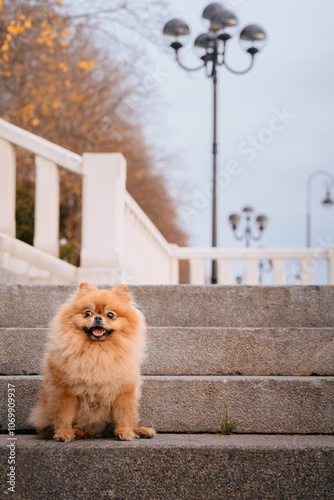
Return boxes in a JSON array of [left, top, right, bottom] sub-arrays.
[[0, 118, 82, 174]]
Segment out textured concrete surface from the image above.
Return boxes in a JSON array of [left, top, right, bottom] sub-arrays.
[[1, 285, 334, 328], [143, 327, 334, 376], [0, 434, 333, 499], [0, 328, 46, 375], [1, 375, 333, 434], [2, 327, 334, 377]]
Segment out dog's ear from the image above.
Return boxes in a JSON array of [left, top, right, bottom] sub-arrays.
[[112, 285, 131, 300], [78, 282, 97, 293]]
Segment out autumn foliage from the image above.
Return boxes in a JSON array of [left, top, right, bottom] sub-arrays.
[[0, 0, 188, 266]]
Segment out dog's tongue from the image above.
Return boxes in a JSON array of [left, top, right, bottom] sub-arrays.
[[93, 328, 104, 337]]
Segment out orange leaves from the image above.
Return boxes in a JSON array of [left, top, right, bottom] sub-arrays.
[[0, 16, 32, 65], [1, 29, 13, 55], [59, 61, 68, 72], [60, 28, 71, 37], [36, 28, 56, 46], [52, 99, 61, 110], [22, 104, 35, 117], [135, 170, 144, 180], [35, 18, 69, 49], [21, 104, 40, 127], [7, 19, 29, 35], [78, 60, 95, 71]]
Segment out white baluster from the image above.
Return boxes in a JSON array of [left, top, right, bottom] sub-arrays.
[[190, 258, 206, 284], [170, 244, 179, 284], [272, 259, 286, 285], [245, 259, 260, 285], [217, 259, 231, 284], [328, 247, 334, 285], [34, 156, 59, 257], [0, 138, 16, 237], [300, 258, 313, 285]]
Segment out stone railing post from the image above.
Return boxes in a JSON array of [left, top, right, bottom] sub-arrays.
[[0, 138, 16, 237], [34, 156, 60, 257], [170, 244, 180, 284], [80, 153, 126, 276], [328, 247, 334, 285]]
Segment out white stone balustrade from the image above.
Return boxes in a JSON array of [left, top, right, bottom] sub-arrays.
[[175, 247, 334, 285], [0, 117, 333, 286], [0, 118, 178, 284]]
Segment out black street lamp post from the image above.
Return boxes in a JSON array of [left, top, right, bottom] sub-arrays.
[[306, 170, 334, 247], [163, 3, 267, 283]]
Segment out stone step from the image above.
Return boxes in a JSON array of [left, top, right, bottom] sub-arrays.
[[1, 285, 334, 328], [1, 375, 333, 434], [1, 434, 333, 499], [2, 327, 334, 377]]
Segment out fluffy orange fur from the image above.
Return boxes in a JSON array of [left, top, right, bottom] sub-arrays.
[[29, 282, 155, 442]]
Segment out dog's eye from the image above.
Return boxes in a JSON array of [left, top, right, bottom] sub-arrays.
[[107, 312, 115, 320], [84, 310, 92, 318]]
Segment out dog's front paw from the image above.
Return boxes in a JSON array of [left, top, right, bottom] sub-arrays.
[[134, 427, 156, 439], [53, 429, 75, 442], [114, 428, 138, 441]]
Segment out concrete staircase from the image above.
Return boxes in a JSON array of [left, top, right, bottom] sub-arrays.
[[0, 284, 334, 499]]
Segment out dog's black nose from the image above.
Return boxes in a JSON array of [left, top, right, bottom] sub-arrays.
[[94, 316, 103, 323]]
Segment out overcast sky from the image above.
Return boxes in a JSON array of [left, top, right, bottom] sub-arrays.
[[142, 0, 334, 273]]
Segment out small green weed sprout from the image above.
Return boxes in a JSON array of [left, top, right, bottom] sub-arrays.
[[220, 406, 243, 435]]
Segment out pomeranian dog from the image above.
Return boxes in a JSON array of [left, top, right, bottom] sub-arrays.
[[29, 282, 155, 442]]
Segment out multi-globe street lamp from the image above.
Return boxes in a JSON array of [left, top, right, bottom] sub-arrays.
[[163, 3, 267, 283], [228, 206, 268, 247], [229, 206, 269, 284], [306, 170, 334, 247]]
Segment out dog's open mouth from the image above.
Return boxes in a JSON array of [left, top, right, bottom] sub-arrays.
[[84, 327, 113, 340]]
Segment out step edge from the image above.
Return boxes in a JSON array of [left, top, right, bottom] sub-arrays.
[[2, 326, 334, 331], [1, 433, 334, 450], [1, 375, 334, 381]]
